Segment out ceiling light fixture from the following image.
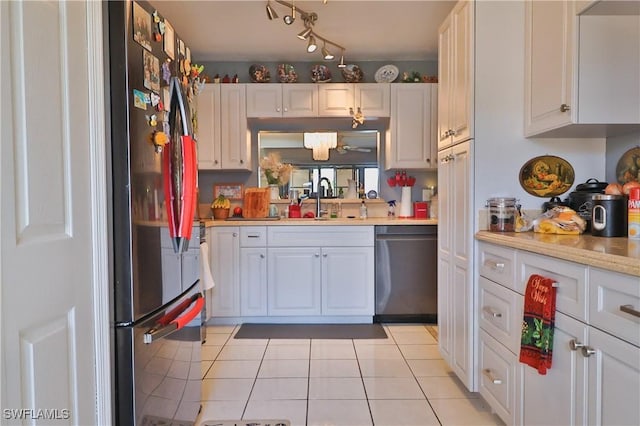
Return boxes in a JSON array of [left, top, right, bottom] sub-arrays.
[[266, 0, 278, 20], [304, 132, 337, 161], [266, 0, 346, 61], [337, 51, 346, 68]]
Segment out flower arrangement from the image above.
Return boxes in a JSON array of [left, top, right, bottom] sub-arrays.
[[259, 153, 293, 185]]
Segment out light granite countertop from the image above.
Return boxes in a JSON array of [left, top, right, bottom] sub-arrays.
[[202, 217, 437, 227], [476, 231, 640, 277]]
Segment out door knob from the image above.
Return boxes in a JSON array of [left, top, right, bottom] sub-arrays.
[[560, 104, 571, 112], [581, 346, 596, 357], [569, 339, 584, 351]]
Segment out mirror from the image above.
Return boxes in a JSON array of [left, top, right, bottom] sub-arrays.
[[258, 130, 380, 198]]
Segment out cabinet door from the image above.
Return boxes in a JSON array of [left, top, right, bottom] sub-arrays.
[[197, 84, 221, 169], [521, 312, 588, 426], [587, 327, 640, 426], [282, 84, 318, 117], [452, 141, 471, 263], [355, 83, 390, 117], [450, 0, 473, 145], [524, 0, 575, 136], [246, 84, 283, 118], [438, 13, 453, 150], [318, 83, 354, 116], [240, 248, 268, 316], [161, 247, 182, 305], [220, 84, 250, 170], [209, 227, 240, 317], [182, 248, 200, 291], [387, 84, 436, 170], [437, 148, 453, 363], [321, 247, 374, 316], [268, 247, 321, 316]]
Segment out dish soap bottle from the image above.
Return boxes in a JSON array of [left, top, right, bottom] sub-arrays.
[[387, 200, 396, 219], [359, 200, 368, 219]]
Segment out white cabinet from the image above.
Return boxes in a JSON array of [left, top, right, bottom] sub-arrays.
[[386, 83, 437, 170], [268, 247, 322, 316], [318, 83, 390, 117], [437, 140, 474, 390], [322, 247, 375, 316], [197, 84, 250, 170], [239, 227, 268, 316], [246, 84, 318, 117], [524, 0, 640, 137], [438, 0, 474, 150], [208, 227, 240, 317]]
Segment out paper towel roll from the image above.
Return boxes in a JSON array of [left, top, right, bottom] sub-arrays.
[[399, 186, 413, 217], [199, 242, 215, 291]]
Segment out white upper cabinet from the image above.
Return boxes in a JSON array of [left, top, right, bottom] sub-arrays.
[[246, 84, 318, 117], [524, 0, 640, 137], [318, 83, 390, 117], [386, 83, 438, 170], [197, 84, 250, 170], [438, 0, 474, 150]]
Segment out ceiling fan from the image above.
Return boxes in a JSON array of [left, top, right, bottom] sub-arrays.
[[335, 135, 372, 154]]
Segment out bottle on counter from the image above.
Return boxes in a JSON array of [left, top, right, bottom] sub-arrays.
[[629, 187, 640, 239], [359, 200, 368, 219], [387, 200, 396, 219]]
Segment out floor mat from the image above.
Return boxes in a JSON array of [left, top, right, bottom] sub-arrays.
[[233, 323, 387, 339]]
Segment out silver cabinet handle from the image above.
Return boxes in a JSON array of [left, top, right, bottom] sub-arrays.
[[214, 160, 219, 164], [284, 107, 288, 112], [448, 154, 455, 161], [560, 103, 571, 112], [315, 253, 320, 257], [247, 234, 260, 238], [482, 368, 503, 385], [240, 159, 244, 164], [482, 306, 502, 318], [232, 232, 238, 237], [569, 339, 584, 351], [484, 260, 505, 271], [581, 346, 596, 357], [620, 304, 640, 318], [260, 254, 265, 259], [323, 253, 328, 258], [276, 107, 281, 112]]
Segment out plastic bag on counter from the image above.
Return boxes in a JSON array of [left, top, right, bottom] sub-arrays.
[[532, 206, 586, 235], [515, 204, 533, 232]]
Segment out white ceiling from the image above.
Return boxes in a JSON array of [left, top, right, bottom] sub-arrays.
[[150, 0, 456, 62]]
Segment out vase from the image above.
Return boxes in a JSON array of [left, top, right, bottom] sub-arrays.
[[269, 184, 280, 200]]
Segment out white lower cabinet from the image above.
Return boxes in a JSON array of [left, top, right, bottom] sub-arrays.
[[322, 247, 374, 316], [240, 247, 267, 316], [208, 227, 240, 317], [268, 247, 322, 316], [477, 241, 640, 426]]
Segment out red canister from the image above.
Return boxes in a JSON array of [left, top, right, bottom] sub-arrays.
[[629, 187, 640, 239], [414, 202, 428, 218]]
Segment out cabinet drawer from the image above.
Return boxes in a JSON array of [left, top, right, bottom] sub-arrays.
[[517, 251, 588, 322], [268, 225, 374, 247], [478, 329, 519, 426], [240, 226, 267, 247], [479, 277, 523, 355], [589, 267, 640, 347], [478, 242, 516, 289]]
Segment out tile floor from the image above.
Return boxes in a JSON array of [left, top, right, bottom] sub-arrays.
[[198, 324, 505, 426]]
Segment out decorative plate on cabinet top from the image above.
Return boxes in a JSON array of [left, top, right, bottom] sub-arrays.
[[374, 64, 399, 83], [249, 64, 270, 83], [277, 63, 298, 83], [341, 64, 364, 83], [310, 64, 332, 83], [519, 155, 574, 197], [616, 146, 640, 184]]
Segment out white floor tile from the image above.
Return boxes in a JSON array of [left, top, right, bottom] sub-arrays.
[[307, 399, 372, 426], [204, 360, 261, 379], [352, 336, 395, 346], [363, 377, 425, 400], [226, 336, 269, 346], [258, 359, 309, 378], [386, 324, 430, 334], [358, 358, 413, 377], [268, 338, 311, 345], [204, 333, 231, 346], [417, 375, 478, 399], [369, 399, 441, 426], [355, 344, 404, 360], [201, 378, 254, 401], [398, 344, 442, 360], [310, 341, 356, 359], [217, 345, 266, 360], [201, 360, 213, 379], [309, 359, 361, 378], [250, 378, 308, 400], [201, 345, 223, 361], [198, 400, 246, 423], [205, 325, 237, 334], [311, 338, 355, 345], [407, 359, 453, 377], [243, 399, 307, 426], [429, 397, 505, 426], [392, 331, 438, 345], [308, 377, 366, 400], [263, 344, 310, 360]]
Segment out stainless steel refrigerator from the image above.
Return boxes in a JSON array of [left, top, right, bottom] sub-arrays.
[[106, 1, 203, 424]]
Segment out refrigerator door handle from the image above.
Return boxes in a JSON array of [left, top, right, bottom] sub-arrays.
[[143, 293, 204, 344]]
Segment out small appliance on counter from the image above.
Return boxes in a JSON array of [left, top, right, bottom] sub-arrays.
[[486, 197, 518, 232], [592, 194, 627, 237]]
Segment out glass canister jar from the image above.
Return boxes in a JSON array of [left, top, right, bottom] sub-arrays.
[[487, 197, 517, 232]]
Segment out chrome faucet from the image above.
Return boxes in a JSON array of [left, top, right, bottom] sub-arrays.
[[316, 177, 333, 217]]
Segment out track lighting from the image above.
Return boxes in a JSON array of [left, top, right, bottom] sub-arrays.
[[307, 35, 317, 53], [265, 0, 345, 60], [266, 0, 278, 20]]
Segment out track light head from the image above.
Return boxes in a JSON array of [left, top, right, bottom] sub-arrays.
[[266, 1, 278, 20], [307, 35, 317, 53], [297, 26, 312, 40], [337, 53, 346, 68], [322, 44, 334, 60]]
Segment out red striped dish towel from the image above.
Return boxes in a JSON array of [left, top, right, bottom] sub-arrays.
[[519, 274, 557, 375]]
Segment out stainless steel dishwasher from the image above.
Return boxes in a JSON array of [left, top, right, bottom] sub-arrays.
[[374, 225, 437, 323]]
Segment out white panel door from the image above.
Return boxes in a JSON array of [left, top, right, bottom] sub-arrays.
[[196, 84, 222, 169], [321, 247, 374, 316], [1, 1, 103, 424]]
